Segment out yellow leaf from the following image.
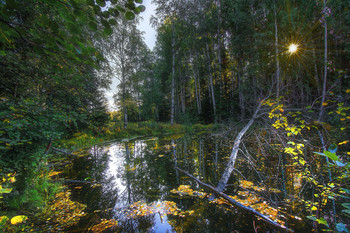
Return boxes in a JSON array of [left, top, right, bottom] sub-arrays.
[[9, 177, 15, 183], [338, 141, 349, 145], [0, 216, 9, 224], [311, 206, 317, 211], [158, 154, 164, 157], [322, 102, 328, 106], [346, 89, 350, 94], [11, 215, 28, 225]]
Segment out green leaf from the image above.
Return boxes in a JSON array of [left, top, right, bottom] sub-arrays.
[[343, 209, 350, 215], [125, 11, 135, 20], [40, 15, 50, 26], [67, 22, 80, 34], [134, 7, 141, 14], [336, 223, 349, 233], [138, 5, 146, 12], [116, 6, 126, 13], [324, 151, 339, 161], [88, 21, 98, 31], [103, 27, 113, 36], [5, 0, 18, 8], [0, 216, 9, 225], [317, 218, 329, 227], [96, 0, 106, 7], [86, 0, 95, 6], [335, 161, 346, 167], [108, 19, 117, 25], [135, 0, 143, 3], [101, 19, 109, 27], [85, 46, 96, 54], [125, 2, 136, 10], [93, 5, 101, 15], [111, 9, 120, 17], [342, 203, 350, 209], [306, 216, 317, 221], [314, 151, 339, 161], [329, 144, 338, 153], [0, 188, 12, 194]]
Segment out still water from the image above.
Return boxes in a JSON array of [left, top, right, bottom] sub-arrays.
[[63, 134, 309, 232]]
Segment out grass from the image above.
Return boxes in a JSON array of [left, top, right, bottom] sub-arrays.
[[57, 121, 213, 150]]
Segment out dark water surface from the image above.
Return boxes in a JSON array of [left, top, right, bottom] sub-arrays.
[[63, 134, 310, 232]]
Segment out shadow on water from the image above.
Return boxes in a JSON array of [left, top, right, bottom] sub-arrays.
[[63, 134, 311, 232]]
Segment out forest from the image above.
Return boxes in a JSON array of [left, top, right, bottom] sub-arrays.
[[0, 0, 349, 232]]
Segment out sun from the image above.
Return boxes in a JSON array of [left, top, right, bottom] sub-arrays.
[[288, 44, 298, 54]]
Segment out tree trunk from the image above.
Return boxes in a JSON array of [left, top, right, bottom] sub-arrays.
[[217, 101, 263, 192], [216, 0, 223, 105], [123, 105, 128, 129], [172, 139, 179, 183], [238, 69, 245, 121], [125, 142, 131, 204], [180, 70, 186, 114], [319, 0, 327, 121], [191, 51, 202, 115], [274, 4, 280, 98], [171, 18, 176, 125], [206, 42, 217, 123]]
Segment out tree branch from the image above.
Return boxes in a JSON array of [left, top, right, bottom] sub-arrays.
[[175, 167, 294, 232]]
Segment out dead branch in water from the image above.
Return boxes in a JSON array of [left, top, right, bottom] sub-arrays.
[[175, 167, 294, 233]]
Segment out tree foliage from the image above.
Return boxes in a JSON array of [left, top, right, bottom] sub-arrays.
[[0, 0, 145, 160]]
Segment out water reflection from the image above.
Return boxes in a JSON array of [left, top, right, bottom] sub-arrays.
[[64, 134, 308, 232]]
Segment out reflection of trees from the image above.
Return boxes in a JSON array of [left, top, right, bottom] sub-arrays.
[[64, 145, 120, 229], [117, 215, 154, 232], [127, 139, 178, 202], [125, 142, 132, 204], [67, 134, 296, 232]]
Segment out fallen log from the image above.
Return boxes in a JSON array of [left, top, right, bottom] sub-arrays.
[[175, 167, 294, 233], [52, 179, 94, 184], [217, 100, 263, 192], [51, 147, 77, 156], [46, 161, 72, 168]]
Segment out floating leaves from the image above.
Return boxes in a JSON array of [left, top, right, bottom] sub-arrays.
[[170, 185, 207, 198], [171, 183, 287, 226], [124, 200, 185, 219], [90, 219, 118, 233], [211, 192, 283, 224], [48, 171, 63, 177], [47, 190, 86, 229]]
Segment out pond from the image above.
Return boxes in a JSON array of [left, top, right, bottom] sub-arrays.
[[63, 133, 311, 232]]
